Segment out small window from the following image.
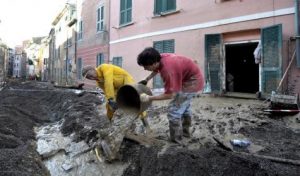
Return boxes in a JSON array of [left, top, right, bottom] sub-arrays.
[[96, 53, 104, 66], [153, 39, 175, 53], [97, 5, 105, 32], [154, 0, 176, 15], [119, 0, 132, 25], [77, 58, 83, 79], [112, 57, 123, 67], [78, 21, 83, 40]]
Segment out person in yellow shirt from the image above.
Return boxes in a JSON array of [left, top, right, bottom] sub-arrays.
[[81, 64, 150, 129]]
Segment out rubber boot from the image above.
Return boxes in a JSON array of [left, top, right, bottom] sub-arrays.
[[182, 115, 192, 138], [169, 120, 183, 144]]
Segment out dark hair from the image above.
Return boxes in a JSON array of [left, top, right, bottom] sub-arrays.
[[137, 47, 161, 66]]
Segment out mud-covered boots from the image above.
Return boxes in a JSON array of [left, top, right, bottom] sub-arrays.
[[169, 120, 183, 144], [182, 115, 192, 138]]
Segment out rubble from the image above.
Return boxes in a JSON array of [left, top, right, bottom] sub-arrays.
[[0, 80, 299, 175]]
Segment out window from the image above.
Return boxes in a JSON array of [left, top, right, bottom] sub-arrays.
[[112, 57, 122, 67], [154, 0, 176, 15], [96, 53, 104, 66], [153, 39, 175, 88], [97, 5, 105, 32], [77, 58, 83, 79], [119, 0, 132, 25], [78, 21, 83, 40]]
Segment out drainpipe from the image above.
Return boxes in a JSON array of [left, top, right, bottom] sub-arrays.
[[296, 0, 300, 67]]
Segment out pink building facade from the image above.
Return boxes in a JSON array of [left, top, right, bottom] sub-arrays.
[[109, 0, 299, 97], [76, 0, 110, 87]]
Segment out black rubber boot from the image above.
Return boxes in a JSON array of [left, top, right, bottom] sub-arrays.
[[182, 115, 192, 138], [169, 120, 183, 144]]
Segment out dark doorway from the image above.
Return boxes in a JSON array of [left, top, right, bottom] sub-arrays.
[[225, 42, 259, 93]]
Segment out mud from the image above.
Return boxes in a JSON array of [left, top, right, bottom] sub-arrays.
[[0, 80, 299, 176]]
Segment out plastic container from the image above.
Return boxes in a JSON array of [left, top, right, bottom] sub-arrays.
[[230, 139, 251, 147]]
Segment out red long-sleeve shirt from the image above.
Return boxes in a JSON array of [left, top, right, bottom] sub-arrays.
[[158, 53, 204, 94]]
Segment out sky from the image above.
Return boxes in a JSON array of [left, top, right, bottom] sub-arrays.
[[0, 0, 67, 47]]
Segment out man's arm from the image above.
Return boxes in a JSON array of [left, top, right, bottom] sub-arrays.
[[149, 93, 173, 101], [139, 71, 158, 85], [145, 71, 157, 82]]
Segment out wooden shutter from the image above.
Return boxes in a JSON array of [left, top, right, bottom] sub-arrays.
[[166, 0, 176, 12], [261, 24, 282, 94], [163, 39, 175, 53], [153, 41, 164, 53], [205, 34, 222, 93], [155, 0, 176, 14], [126, 0, 132, 23], [113, 57, 122, 67], [96, 53, 104, 66], [77, 58, 82, 79], [120, 0, 126, 24]]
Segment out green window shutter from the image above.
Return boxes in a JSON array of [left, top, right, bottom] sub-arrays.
[[120, 0, 126, 24], [153, 39, 175, 89], [153, 41, 164, 53], [77, 58, 82, 79], [113, 57, 123, 67], [163, 39, 175, 53], [154, 0, 163, 14], [154, 0, 176, 14], [205, 34, 222, 93], [153, 75, 164, 89], [96, 53, 104, 66], [261, 24, 282, 94], [167, 0, 176, 12]]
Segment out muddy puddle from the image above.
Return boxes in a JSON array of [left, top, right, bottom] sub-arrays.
[[0, 80, 300, 176]]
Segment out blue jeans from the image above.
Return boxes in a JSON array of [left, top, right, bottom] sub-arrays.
[[167, 92, 196, 122]]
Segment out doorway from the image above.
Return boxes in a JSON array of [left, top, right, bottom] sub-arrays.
[[225, 42, 259, 93]]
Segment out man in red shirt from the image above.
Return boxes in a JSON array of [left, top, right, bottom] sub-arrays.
[[137, 47, 204, 144]]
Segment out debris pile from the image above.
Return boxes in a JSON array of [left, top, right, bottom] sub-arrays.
[[0, 80, 299, 175]]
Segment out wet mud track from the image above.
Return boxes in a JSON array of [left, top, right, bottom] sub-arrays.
[[0, 80, 300, 176]]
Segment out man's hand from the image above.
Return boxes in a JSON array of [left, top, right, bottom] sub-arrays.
[[108, 98, 118, 110], [138, 80, 148, 85], [140, 93, 150, 102]]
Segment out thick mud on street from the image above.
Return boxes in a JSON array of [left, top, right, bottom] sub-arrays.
[[0, 80, 300, 176]]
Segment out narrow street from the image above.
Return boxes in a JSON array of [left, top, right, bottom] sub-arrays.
[[0, 80, 299, 175], [0, 0, 300, 175]]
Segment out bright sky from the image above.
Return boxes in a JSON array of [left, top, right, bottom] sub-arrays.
[[0, 0, 67, 47]]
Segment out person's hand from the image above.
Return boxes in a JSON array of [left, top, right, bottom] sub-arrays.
[[140, 93, 150, 102], [108, 98, 118, 110], [138, 80, 148, 85]]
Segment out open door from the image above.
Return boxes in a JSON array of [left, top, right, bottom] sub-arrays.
[[205, 34, 223, 94], [261, 24, 282, 95]]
